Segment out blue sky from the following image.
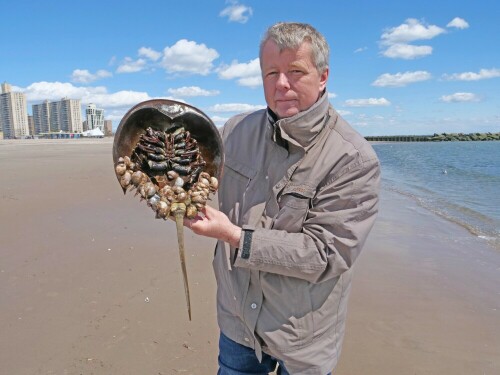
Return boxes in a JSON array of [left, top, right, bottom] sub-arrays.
[[2, 0, 499, 135]]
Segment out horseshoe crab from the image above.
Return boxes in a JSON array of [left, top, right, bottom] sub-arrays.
[[112, 99, 224, 320]]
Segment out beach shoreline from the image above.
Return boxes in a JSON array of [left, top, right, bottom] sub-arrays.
[[1, 139, 499, 374], [336, 188, 500, 374]]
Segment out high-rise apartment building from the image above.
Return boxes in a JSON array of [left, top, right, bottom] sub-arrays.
[[60, 98, 83, 133], [32, 100, 51, 134], [0, 82, 29, 138], [49, 101, 60, 132], [86, 103, 104, 132], [32, 98, 83, 134]]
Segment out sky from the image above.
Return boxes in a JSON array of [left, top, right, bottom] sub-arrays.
[[1, 0, 499, 136]]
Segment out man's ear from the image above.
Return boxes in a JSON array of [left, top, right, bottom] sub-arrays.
[[319, 67, 329, 91]]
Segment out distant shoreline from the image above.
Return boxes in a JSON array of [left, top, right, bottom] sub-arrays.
[[365, 132, 499, 142], [2, 132, 500, 146], [0, 137, 114, 146]]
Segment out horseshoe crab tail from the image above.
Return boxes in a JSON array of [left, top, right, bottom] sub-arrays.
[[173, 206, 191, 321]]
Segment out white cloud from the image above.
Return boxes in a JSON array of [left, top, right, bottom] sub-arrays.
[[447, 17, 469, 29], [20, 81, 152, 108], [115, 41, 220, 77], [219, 1, 253, 23], [85, 90, 152, 108], [167, 86, 220, 97], [161, 39, 219, 75], [440, 92, 479, 103], [372, 71, 432, 87], [105, 110, 128, 123], [138, 47, 162, 61], [354, 47, 367, 53], [350, 114, 390, 129], [218, 58, 260, 79], [210, 115, 231, 126], [328, 92, 337, 98], [218, 58, 262, 87], [442, 68, 500, 81], [208, 103, 265, 112], [381, 18, 446, 45], [382, 43, 432, 59], [22, 81, 107, 101], [116, 57, 147, 73], [237, 76, 262, 87], [71, 69, 112, 84], [336, 109, 351, 116], [344, 98, 391, 107], [379, 18, 446, 60]]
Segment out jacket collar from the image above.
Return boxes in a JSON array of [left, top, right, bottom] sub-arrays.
[[267, 90, 331, 151]]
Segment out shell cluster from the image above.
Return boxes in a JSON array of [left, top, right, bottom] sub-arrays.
[[115, 125, 218, 219]]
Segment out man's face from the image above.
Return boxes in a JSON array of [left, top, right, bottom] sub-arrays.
[[261, 40, 328, 119]]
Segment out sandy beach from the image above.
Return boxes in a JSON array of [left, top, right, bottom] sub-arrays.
[[1, 138, 499, 375]]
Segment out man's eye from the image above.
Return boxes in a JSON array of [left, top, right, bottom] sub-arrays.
[[266, 71, 278, 77]]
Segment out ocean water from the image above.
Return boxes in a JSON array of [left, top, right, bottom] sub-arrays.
[[372, 141, 500, 250]]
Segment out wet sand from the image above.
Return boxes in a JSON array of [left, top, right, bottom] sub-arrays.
[[1, 138, 499, 374]]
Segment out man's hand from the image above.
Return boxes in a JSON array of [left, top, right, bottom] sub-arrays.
[[183, 205, 241, 248]]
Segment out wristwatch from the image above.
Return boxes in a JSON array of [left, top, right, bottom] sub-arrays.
[[241, 228, 253, 259]]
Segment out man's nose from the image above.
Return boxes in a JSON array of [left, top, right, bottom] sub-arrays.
[[276, 73, 290, 90]]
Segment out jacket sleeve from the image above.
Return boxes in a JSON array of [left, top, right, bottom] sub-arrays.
[[233, 154, 380, 284]]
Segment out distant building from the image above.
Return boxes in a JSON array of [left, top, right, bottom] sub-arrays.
[[104, 120, 113, 136], [32, 100, 51, 134], [82, 120, 88, 132], [0, 82, 29, 138], [28, 115, 34, 136], [86, 103, 104, 132], [60, 98, 83, 133], [32, 98, 82, 134], [49, 101, 60, 132]]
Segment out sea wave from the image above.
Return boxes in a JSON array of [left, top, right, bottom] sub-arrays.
[[384, 180, 500, 251]]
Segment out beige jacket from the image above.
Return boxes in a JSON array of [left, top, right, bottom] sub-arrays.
[[214, 93, 380, 374]]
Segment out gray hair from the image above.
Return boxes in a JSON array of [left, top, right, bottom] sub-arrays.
[[259, 22, 330, 74]]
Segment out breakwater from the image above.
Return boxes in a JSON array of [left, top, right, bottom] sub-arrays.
[[366, 132, 500, 142]]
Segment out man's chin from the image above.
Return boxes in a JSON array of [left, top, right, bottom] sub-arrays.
[[275, 107, 299, 119]]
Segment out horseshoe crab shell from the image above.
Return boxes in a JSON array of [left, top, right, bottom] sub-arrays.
[[112, 99, 224, 321], [112, 99, 224, 193]]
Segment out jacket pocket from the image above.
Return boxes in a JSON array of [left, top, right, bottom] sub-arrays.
[[257, 274, 314, 351], [224, 156, 257, 183], [272, 184, 316, 233]]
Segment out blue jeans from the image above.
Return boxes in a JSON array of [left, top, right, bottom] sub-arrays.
[[217, 332, 332, 375], [217, 332, 289, 375]]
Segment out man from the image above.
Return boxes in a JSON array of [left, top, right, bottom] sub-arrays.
[[187, 22, 380, 375]]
